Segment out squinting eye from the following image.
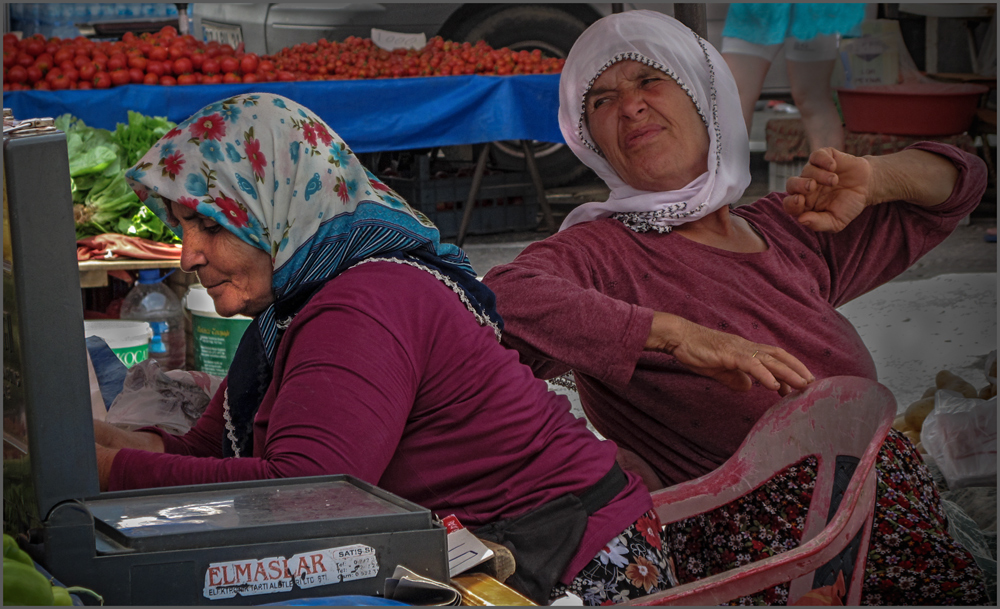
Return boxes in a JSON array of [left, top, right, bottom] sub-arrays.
[[204, 222, 224, 234], [591, 97, 609, 110]]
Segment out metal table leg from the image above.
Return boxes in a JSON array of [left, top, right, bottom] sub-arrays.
[[521, 140, 557, 233], [456, 142, 491, 247]]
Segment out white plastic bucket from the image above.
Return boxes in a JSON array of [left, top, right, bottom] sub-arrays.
[[184, 284, 253, 377], [84, 320, 153, 367]]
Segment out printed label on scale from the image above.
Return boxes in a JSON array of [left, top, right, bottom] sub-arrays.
[[203, 544, 379, 600]]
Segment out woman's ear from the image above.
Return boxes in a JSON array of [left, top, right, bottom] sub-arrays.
[[162, 199, 180, 227]]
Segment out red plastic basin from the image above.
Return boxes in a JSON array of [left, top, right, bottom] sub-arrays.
[[836, 82, 989, 136]]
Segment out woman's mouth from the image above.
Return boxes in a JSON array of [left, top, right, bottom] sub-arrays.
[[623, 125, 662, 149]]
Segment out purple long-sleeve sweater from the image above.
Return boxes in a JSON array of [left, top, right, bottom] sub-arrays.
[[483, 142, 987, 486], [108, 260, 651, 584]]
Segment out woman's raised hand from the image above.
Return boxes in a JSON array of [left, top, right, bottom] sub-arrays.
[[782, 147, 873, 232], [646, 311, 815, 395]]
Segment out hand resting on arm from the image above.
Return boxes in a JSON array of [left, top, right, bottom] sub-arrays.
[[646, 311, 816, 396]]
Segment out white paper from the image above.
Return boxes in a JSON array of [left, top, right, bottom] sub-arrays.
[[371, 28, 427, 51], [447, 527, 494, 577]]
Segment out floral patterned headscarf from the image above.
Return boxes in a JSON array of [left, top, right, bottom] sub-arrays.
[[126, 92, 501, 457]]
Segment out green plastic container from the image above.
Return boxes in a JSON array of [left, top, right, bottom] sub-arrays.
[[184, 284, 252, 377], [83, 320, 152, 367]]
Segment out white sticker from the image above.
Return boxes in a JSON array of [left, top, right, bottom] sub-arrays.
[[371, 28, 427, 51], [203, 544, 379, 600], [289, 544, 380, 590], [203, 555, 294, 600]]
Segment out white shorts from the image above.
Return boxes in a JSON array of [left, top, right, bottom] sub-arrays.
[[721, 34, 839, 63]]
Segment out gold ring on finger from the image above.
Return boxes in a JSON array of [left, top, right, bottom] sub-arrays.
[[751, 350, 759, 359]]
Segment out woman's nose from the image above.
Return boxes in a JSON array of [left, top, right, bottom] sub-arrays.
[[179, 232, 207, 273], [620, 89, 647, 118]]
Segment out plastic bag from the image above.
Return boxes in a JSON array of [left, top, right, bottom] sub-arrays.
[[105, 359, 222, 435], [920, 389, 997, 490]]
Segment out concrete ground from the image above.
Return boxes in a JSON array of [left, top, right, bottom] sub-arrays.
[[459, 143, 998, 417]]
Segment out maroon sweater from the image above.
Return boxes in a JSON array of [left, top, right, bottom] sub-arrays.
[[483, 142, 986, 486], [109, 260, 651, 584]]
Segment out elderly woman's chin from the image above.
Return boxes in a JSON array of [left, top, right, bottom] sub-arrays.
[[203, 278, 274, 319]]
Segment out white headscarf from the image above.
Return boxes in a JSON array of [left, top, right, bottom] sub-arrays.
[[558, 10, 751, 232]]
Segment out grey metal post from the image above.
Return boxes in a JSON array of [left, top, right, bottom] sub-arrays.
[[674, 4, 707, 38], [520, 140, 556, 233], [456, 142, 491, 247]]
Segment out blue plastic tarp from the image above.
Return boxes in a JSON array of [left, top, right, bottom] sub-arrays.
[[3, 74, 565, 152]]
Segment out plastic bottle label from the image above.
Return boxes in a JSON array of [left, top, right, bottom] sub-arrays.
[[113, 343, 149, 368], [193, 315, 252, 376]]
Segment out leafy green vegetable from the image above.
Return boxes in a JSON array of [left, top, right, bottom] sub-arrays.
[[112, 110, 176, 168], [57, 113, 179, 244]]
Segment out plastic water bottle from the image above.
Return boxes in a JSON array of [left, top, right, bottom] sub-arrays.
[[120, 270, 187, 370]]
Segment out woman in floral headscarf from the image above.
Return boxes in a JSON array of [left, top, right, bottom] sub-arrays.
[[483, 10, 988, 606], [92, 92, 683, 605]]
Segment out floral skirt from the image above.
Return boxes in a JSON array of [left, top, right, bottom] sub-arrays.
[[661, 430, 988, 605], [550, 509, 678, 605]]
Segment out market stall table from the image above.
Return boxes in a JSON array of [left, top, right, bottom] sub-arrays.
[[4, 76, 565, 242]]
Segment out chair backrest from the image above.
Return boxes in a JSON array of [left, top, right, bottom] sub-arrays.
[[641, 376, 896, 606]]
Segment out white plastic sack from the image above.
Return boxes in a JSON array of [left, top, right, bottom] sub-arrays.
[[105, 359, 223, 435], [921, 389, 997, 490]]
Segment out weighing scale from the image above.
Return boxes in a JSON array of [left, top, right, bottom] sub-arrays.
[[3, 111, 448, 605]]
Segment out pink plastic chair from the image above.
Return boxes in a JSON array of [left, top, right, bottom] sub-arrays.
[[625, 376, 896, 606]]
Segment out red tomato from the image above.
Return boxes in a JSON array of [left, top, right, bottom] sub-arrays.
[[76, 80, 92, 89], [33, 80, 51, 90], [59, 59, 77, 73], [138, 42, 153, 56], [128, 67, 144, 83], [141, 72, 158, 84], [62, 67, 79, 83], [201, 58, 220, 75], [168, 45, 188, 61], [54, 47, 75, 64], [47, 72, 70, 90], [33, 54, 53, 73], [172, 57, 192, 75], [145, 60, 165, 77], [222, 72, 242, 84], [189, 51, 204, 71], [25, 38, 45, 57], [158, 25, 178, 39], [25, 65, 43, 83], [92, 71, 111, 88], [16, 52, 34, 68], [6, 65, 27, 83], [159, 75, 176, 86], [258, 59, 274, 73], [44, 67, 62, 83], [202, 73, 223, 84], [110, 69, 130, 86], [241, 72, 258, 83], [219, 56, 239, 74], [106, 55, 126, 71], [127, 55, 147, 70], [239, 53, 259, 75], [73, 55, 90, 68], [276, 70, 296, 82], [148, 46, 168, 62], [176, 73, 198, 85]]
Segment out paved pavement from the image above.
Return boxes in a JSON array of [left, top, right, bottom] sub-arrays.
[[459, 179, 997, 417]]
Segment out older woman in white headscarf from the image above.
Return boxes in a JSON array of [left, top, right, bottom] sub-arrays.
[[483, 10, 989, 606]]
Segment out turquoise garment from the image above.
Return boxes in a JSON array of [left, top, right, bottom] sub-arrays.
[[722, 3, 866, 46]]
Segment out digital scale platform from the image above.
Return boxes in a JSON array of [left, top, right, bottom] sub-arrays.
[[3, 111, 448, 605]]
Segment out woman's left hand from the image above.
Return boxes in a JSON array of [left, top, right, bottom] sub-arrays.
[[95, 444, 119, 492], [782, 147, 873, 232]]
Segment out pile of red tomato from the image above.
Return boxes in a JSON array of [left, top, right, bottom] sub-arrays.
[[2, 26, 564, 91]]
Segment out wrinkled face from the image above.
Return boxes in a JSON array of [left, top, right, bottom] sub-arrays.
[[167, 201, 275, 318], [585, 60, 710, 192]]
